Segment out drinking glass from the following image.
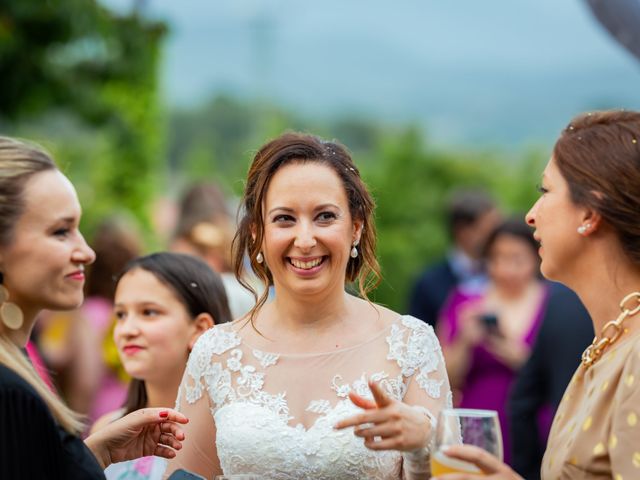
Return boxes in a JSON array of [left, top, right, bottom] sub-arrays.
[[431, 408, 503, 476]]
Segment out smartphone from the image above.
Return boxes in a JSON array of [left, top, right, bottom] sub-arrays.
[[167, 469, 206, 480], [479, 313, 499, 332]]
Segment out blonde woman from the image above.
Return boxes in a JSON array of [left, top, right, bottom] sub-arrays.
[[0, 137, 187, 479]]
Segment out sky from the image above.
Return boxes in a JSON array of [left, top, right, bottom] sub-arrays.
[[105, 0, 640, 147]]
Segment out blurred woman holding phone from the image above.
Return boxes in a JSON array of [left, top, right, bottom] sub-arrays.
[[438, 218, 548, 464]]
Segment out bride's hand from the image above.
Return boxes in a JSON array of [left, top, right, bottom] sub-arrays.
[[431, 445, 523, 479], [333, 380, 431, 452]]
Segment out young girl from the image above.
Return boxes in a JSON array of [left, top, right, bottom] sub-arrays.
[[93, 252, 232, 479]]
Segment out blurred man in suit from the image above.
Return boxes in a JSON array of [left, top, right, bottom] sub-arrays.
[[408, 190, 500, 328], [508, 282, 593, 479]]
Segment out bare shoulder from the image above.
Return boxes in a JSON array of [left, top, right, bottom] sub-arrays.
[[350, 297, 403, 329], [90, 408, 125, 434]]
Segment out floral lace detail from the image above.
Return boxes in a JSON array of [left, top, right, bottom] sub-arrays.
[[215, 400, 401, 479], [306, 399, 332, 415], [253, 349, 279, 368], [330, 372, 405, 401], [179, 317, 449, 480], [211, 345, 291, 422], [416, 370, 444, 398], [183, 327, 240, 404], [387, 316, 445, 399]]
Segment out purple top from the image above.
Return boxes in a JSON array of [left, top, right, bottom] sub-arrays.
[[439, 282, 550, 465]]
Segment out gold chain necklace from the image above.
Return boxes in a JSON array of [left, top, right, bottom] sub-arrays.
[[581, 292, 640, 368]]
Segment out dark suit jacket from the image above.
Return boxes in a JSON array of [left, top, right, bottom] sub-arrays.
[[408, 259, 458, 328], [508, 282, 594, 479]]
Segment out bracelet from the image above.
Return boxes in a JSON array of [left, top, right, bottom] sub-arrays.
[[401, 405, 435, 474]]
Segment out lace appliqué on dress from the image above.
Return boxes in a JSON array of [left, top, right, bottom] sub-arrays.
[[252, 349, 279, 368], [329, 372, 406, 402], [182, 327, 240, 405], [179, 318, 448, 480], [387, 316, 445, 399]]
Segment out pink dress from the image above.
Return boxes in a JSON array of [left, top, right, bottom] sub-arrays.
[[439, 283, 549, 464], [82, 297, 128, 425], [26, 340, 54, 390]]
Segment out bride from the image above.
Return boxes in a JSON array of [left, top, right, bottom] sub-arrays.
[[165, 132, 452, 479]]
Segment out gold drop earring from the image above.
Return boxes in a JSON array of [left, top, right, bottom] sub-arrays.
[[0, 274, 23, 330]]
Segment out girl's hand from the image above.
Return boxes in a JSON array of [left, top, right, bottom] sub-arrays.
[[85, 408, 189, 468], [334, 380, 431, 452], [432, 445, 523, 480]]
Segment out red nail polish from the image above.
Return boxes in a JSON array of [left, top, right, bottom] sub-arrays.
[[159, 410, 169, 418]]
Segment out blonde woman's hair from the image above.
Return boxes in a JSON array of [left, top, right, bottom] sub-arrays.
[[0, 136, 84, 434]]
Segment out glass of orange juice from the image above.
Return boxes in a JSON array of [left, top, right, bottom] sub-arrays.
[[431, 408, 503, 476]]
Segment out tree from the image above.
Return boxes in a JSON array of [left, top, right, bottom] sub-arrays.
[[0, 0, 167, 233]]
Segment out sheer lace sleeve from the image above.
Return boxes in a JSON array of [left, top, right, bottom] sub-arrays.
[[389, 316, 453, 479], [164, 327, 240, 479]]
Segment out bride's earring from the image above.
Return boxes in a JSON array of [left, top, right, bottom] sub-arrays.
[[256, 252, 264, 264], [0, 275, 23, 330], [350, 243, 359, 259]]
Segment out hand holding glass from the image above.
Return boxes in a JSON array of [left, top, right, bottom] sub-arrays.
[[431, 408, 503, 476]]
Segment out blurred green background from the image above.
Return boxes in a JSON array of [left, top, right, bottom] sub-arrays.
[[1, 0, 636, 311]]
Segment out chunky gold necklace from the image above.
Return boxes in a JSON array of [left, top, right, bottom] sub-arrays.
[[581, 292, 640, 368]]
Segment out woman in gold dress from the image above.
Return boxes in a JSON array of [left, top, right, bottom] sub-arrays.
[[434, 110, 640, 479]]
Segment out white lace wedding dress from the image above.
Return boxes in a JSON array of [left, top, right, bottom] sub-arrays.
[[169, 315, 452, 479]]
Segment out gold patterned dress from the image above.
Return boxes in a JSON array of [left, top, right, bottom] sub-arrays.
[[541, 330, 640, 479]]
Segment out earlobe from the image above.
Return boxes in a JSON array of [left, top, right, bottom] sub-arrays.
[[579, 209, 602, 235], [188, 313, 215, 350], [352, 219, 364, 245]]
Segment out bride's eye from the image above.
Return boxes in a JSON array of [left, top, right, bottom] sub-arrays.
[[317, 212, 337, 223]]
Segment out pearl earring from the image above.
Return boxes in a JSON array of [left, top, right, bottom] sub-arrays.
[[577, 223, 591, 235], [350, 243, 358, 259], [256, 252, 264, 264]]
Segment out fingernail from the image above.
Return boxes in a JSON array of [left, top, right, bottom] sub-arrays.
[[159, 410, 169, 418]]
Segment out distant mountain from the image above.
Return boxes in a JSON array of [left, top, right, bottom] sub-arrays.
[[105, 0, 640, 146]]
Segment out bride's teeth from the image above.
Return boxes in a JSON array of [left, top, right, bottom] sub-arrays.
[[291, 258, 322, 269]]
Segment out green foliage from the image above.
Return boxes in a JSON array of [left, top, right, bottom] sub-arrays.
[[1, 1, 167, 242], [362, 129, 547, 309]]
